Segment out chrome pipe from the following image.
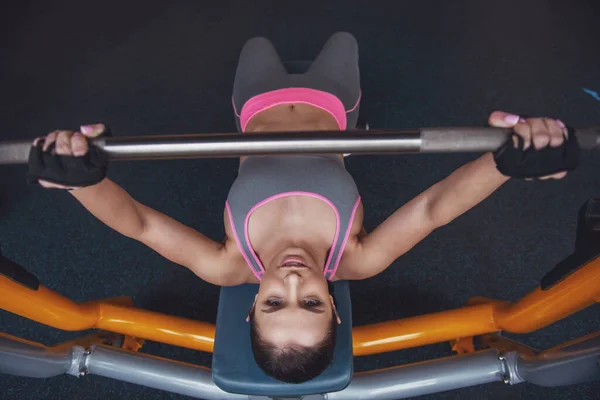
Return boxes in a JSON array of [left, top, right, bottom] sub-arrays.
[[329, 349, 506, 400], [515, 332, 600, 387], [1, 127, 598, 165], [1, 331, 600, 399], [0, 335, 72, 378], [103, 131, 424, 160], [84, 346, 245, 400]]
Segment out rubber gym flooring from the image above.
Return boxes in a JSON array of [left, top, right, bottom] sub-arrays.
[[1, 1, 599, 399]]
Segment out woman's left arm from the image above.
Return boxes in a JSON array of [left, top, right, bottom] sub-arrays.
[[338, 111, 568, 280]]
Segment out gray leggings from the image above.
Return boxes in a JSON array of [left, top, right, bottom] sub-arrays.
[[232, 32, 361, 132]]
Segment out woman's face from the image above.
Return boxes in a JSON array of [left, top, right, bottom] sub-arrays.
[[253, 261, 338, 347]]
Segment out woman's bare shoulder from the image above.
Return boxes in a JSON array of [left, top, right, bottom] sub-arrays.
[[330, 234, 363, 281], [216, 238, 259, 286]]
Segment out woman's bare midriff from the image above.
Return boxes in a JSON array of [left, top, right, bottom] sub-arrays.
[[242, 103, 342, 162], [223, 103, 364, 284], [245, 103, 340, 133]]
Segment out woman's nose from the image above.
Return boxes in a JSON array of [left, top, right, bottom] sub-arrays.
[[284, 271, 302, 284]]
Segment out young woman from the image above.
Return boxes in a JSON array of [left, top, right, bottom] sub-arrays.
[[29, 32, 570, 383]]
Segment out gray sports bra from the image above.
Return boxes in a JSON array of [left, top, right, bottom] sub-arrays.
[[226, 155, 361, 281]]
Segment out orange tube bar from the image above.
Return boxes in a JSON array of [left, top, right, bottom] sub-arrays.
[[0, 277, 215, 353], [495, 256, 600, 332], [2, 257, 599, 357], [352, 303, 499, 356], [353, 257, 600, 355]]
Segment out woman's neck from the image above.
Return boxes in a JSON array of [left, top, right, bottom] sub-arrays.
[[248, 196, 337, 271]]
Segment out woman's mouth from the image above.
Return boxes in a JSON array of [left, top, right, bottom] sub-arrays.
[[279, 257, 309, 268]]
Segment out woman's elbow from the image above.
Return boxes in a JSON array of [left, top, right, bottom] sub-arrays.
[[424, 196, 451, 229]]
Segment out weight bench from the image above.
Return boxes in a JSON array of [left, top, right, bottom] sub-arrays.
[[212, 281, 353, 397]]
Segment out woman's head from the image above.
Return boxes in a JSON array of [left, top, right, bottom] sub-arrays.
[[247, 251, 341, 383]]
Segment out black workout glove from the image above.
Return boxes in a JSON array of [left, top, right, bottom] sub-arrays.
[[27, 140, 108, 187], [493, 129, 580, 179]]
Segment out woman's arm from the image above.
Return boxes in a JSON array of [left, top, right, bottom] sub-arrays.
[[423, 152, 509, 226], [340, 153, 507, 279], [339, 112, 568, 280], [34, 126, 240, 286], [71, 179, 237, 285], [71, 178, 153, 240]]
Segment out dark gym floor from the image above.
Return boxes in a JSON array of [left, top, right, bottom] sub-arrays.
[[1, 1, 599, 399]]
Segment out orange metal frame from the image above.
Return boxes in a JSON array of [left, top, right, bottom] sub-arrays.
[[1, 256, 599, 356]]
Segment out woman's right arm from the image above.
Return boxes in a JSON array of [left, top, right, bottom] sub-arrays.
[[33, 126, 243, 286], [71, 178, 152, 240], [72, 179, 235, 284]]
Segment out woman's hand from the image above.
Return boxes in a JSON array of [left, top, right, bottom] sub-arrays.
[[488, 111, 570, 180], [31, 124, 107, 190]]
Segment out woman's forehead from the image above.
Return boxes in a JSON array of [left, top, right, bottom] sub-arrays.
[[256, 305, 332, 325], [259, 317, 329, 347]]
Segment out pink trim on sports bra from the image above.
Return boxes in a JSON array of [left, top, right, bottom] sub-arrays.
[[227, 191, 361, 281], [326, 197, 361, 278], [244, 192, 341, 279], [239, 88, 348, 132], [226, 202, 263, 279]]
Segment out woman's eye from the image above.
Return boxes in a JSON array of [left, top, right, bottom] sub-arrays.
[[266, 299, 282, 307], [304, 299, 322, 307]]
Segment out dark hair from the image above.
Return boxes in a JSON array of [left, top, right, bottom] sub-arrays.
[[250, 282, 337, 383], [250, 314, 337, 383]]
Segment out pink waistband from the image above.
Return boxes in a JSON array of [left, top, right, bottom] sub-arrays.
[[238, 88, 348, 132]]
